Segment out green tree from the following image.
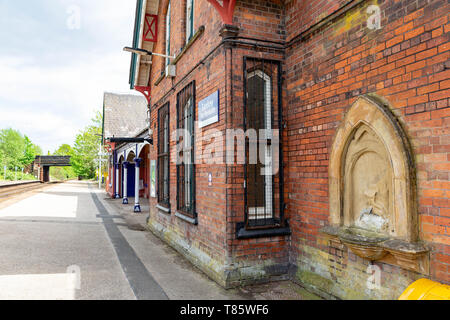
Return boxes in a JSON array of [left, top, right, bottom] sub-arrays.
[[51, 144, 77, 181], [0, 129, 42, 181], [0, 128, 26, 170], [20, 135, 42, 167], [71, 111, 103, 179], [0, 147, 4, 169], [54, 144, 72, 156]]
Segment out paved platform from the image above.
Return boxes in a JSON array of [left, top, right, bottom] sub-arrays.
[[0, 181, 321, 300], [104, 188, 322, 301]]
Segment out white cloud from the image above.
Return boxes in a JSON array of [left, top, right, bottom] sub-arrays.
[[0, 51, 134, 152], [0, 107, 78, 153], [0, 0, 139, 153]]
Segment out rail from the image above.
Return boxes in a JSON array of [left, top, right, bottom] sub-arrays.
[[0, 181, 43, 201]]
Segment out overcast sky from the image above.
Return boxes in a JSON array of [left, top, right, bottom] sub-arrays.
[[0, 0, 139, 153]]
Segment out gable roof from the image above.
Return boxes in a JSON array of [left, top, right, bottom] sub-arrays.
[[103, 92, 148, 139]]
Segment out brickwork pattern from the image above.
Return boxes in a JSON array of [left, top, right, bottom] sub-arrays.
[[285, 0, 450, 287], [134, 0, 450, 296]]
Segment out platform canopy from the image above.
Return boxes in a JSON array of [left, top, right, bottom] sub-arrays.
[[106, 137, 153, 145]]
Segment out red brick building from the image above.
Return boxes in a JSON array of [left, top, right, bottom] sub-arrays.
[[102, 92, 152, 210], [125, 0, 449, 299]]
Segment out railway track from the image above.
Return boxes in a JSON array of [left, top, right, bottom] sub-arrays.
[[0, 181, 45, 201]]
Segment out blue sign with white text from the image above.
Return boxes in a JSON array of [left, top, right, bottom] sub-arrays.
[[198, 90, 219, 128]]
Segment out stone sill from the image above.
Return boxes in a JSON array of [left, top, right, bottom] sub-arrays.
[[320, 226, 430, 275], [172, 26, 205, 65], [156, 204, 171, 214], [154, 72, 165, 87], [154, 26, 205, 87], [236, 220, 291, 240], [175, 211, 198, 225]]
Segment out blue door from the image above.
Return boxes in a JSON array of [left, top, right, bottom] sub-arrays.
[[127, 164, 135, 198]]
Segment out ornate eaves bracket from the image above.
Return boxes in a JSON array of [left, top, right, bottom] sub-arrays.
[[207, 0, 237, 25], [134, 86, 151, 106]]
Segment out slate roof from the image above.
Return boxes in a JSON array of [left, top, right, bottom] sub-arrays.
[[103, 92, 148, 139]]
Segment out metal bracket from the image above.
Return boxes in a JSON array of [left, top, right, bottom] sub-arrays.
[[134, 86, 151, 105], [207, 0, 237, 25]]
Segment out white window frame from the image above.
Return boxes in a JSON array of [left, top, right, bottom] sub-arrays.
[[247, 70, 273, 221], [186, 0, 194, 43], [165, 2, 171, 67]]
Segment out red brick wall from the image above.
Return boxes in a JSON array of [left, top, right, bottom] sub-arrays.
[[285, 0, 349, 40], [284, 0, 450, 285], [140, 0, 449, 292], [234, 0, 286, 41], [146, 0, 292, 285], [226, 47, 290, 280], [147, 0, 229, 270], [225, 0, 291, 280]]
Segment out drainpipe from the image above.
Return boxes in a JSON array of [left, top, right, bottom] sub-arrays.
[[123, 162, 129, 204], [134, 157, 142, 213]]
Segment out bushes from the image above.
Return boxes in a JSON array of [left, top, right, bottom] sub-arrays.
[[0, 129, 42, 171], [0, 169, 37, 182], [49, 167, 77, 181]]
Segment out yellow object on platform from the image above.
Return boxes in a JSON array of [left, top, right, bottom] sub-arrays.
[[399, 278, 450, 300]]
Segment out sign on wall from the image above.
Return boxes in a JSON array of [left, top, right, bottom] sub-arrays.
[[143, 14, 158, 43], [150, 160, 156, 198], [198, 90, 219, 128]]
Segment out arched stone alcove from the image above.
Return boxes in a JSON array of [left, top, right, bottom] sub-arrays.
[[324, 95, 429, 273]]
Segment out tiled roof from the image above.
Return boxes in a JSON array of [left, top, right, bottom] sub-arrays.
[[103, 92, 148, 139]]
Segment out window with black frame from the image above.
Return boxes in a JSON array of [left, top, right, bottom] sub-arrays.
[[244, 58, 284, 230], [176, 81, 196, 218], [158, 103, 170, 208]]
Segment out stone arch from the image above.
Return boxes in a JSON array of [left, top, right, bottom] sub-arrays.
[[139, 144, 151, 199], [329, 95, 417, 242], [127, 151, 136, 163], [137, 142, 150, 157], [124, 148, 134, 161]]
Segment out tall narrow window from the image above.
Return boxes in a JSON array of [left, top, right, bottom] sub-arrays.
[[186, 0, 194, 42], [158, 103, 170, 208], [247, 70, 273, 221], [244, 58, 284, 229], [177, 82, 196, 218], [165, 2, 171, 67]]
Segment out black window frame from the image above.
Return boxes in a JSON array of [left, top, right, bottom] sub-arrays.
[[176, 81, 196, 221], [241, 57, 287, 234], [157, 102, 170, 209]]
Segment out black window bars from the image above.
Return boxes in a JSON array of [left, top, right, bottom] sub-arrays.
[[243, 57, 285, 230], [158, 102, 170, 208], [176, 81, 196, 219]]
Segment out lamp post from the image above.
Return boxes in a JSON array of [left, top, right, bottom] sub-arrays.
[[94, 133, 106, 189], [123, 47, 175, 60]]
